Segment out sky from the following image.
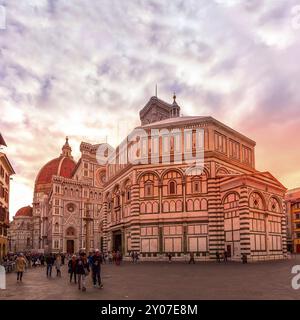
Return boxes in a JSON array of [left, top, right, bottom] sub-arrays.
[[1, 0, 300, 219]]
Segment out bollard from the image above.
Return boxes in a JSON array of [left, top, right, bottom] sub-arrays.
[[0, 265, 6, 290]]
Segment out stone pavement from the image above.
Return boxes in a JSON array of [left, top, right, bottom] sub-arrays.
[[1, 257, 300, 300]]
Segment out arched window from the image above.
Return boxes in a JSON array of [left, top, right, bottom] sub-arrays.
[[115, 195, 120, 207], [66, 227, 75, 236], [169, 181, 176, 195], [54, 223, 59, 233], [113, 185, 120, 207], [126, 188, 131, 202], [192, 179, 201, 194], [201, 198, 208, 210], [145, 181, 154, 197], [140, 203, 146, 213], [194, 199, 200, 211], [268, 197, 281, 213], [249, 192, 265, 210]]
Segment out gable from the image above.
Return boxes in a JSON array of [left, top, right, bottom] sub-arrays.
[[140, 96, 173, 125], [251, 171, 286, 190]]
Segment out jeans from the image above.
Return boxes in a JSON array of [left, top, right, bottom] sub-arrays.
[[17, 272, 23, 281], [92, 269, 101, 286], [78, 274, 86, 289], [56, 268, 61, 277], [46, 264, 53, 277], [70, 271, 77, 283]]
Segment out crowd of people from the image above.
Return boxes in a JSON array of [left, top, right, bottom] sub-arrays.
[[2, 249, 125, 292], [215, 250, 247, 263], [1, 252, 63, 268], [130, 251, 139, 263], [1, 249, 248, 289], [43, 249, 107, 291]]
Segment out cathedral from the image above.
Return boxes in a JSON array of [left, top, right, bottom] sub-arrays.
[[10, 95, 287, 261]]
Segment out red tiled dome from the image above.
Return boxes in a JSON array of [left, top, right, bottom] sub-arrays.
[[35, 156, 76, 188], [35, 156, 76, 185], [15, 205, 33, 218], [34, 137, 77, 193]]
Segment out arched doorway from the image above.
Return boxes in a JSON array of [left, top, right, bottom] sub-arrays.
[[66, 227, 75, 254], [113, 230, 122, 252], [66, 240, 74, 254], [223, 192, 240, 259]]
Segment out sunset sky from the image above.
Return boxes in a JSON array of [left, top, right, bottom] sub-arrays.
[[1, 0, 300, 218]]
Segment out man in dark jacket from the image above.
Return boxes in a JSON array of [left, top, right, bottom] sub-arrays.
[[223, 250, 228, 263], [188, 252, 195, 264], [91, 249, 103, 288], [76, 252, 90, 292], [45, 253, 55, 278], [61, 254, 65, 265], [216, 251, 220, 262], [68, 254, 77, 283]]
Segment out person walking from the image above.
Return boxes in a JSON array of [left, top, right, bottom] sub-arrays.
[[168, 253, 172, 263], [61, 254, 65, 266], [32, 256, 37, 267], [76, 252, 90, 292], [25, 253, 31, 268], [134, 251, 139, 264], [91, 249, 103, 289], [88, 252, 94, 268], [188, 252, 195, 264], [223, 250, 228, 263], [242, 253, 248, 264], [68, 254, 77, 283], [101, 252, 106, 264], [108, 252, 113, 264], [216, 251, 220, 263], [55, 254, 62, 277], [16, 253, 27, 282], [46, 253, 55, 278], [115, 251, 121, 266], [131, 251, 135, 263], [40, 254, 45, 267]]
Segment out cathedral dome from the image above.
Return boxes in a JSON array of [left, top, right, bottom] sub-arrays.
[[34, 137, 76, 193], [15, 205, 33, 218]]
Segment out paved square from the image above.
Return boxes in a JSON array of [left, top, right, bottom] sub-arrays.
[[1, 257, 300, 300]]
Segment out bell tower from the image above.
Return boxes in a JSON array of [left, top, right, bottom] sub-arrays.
[[170, 93, 180, 118]]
